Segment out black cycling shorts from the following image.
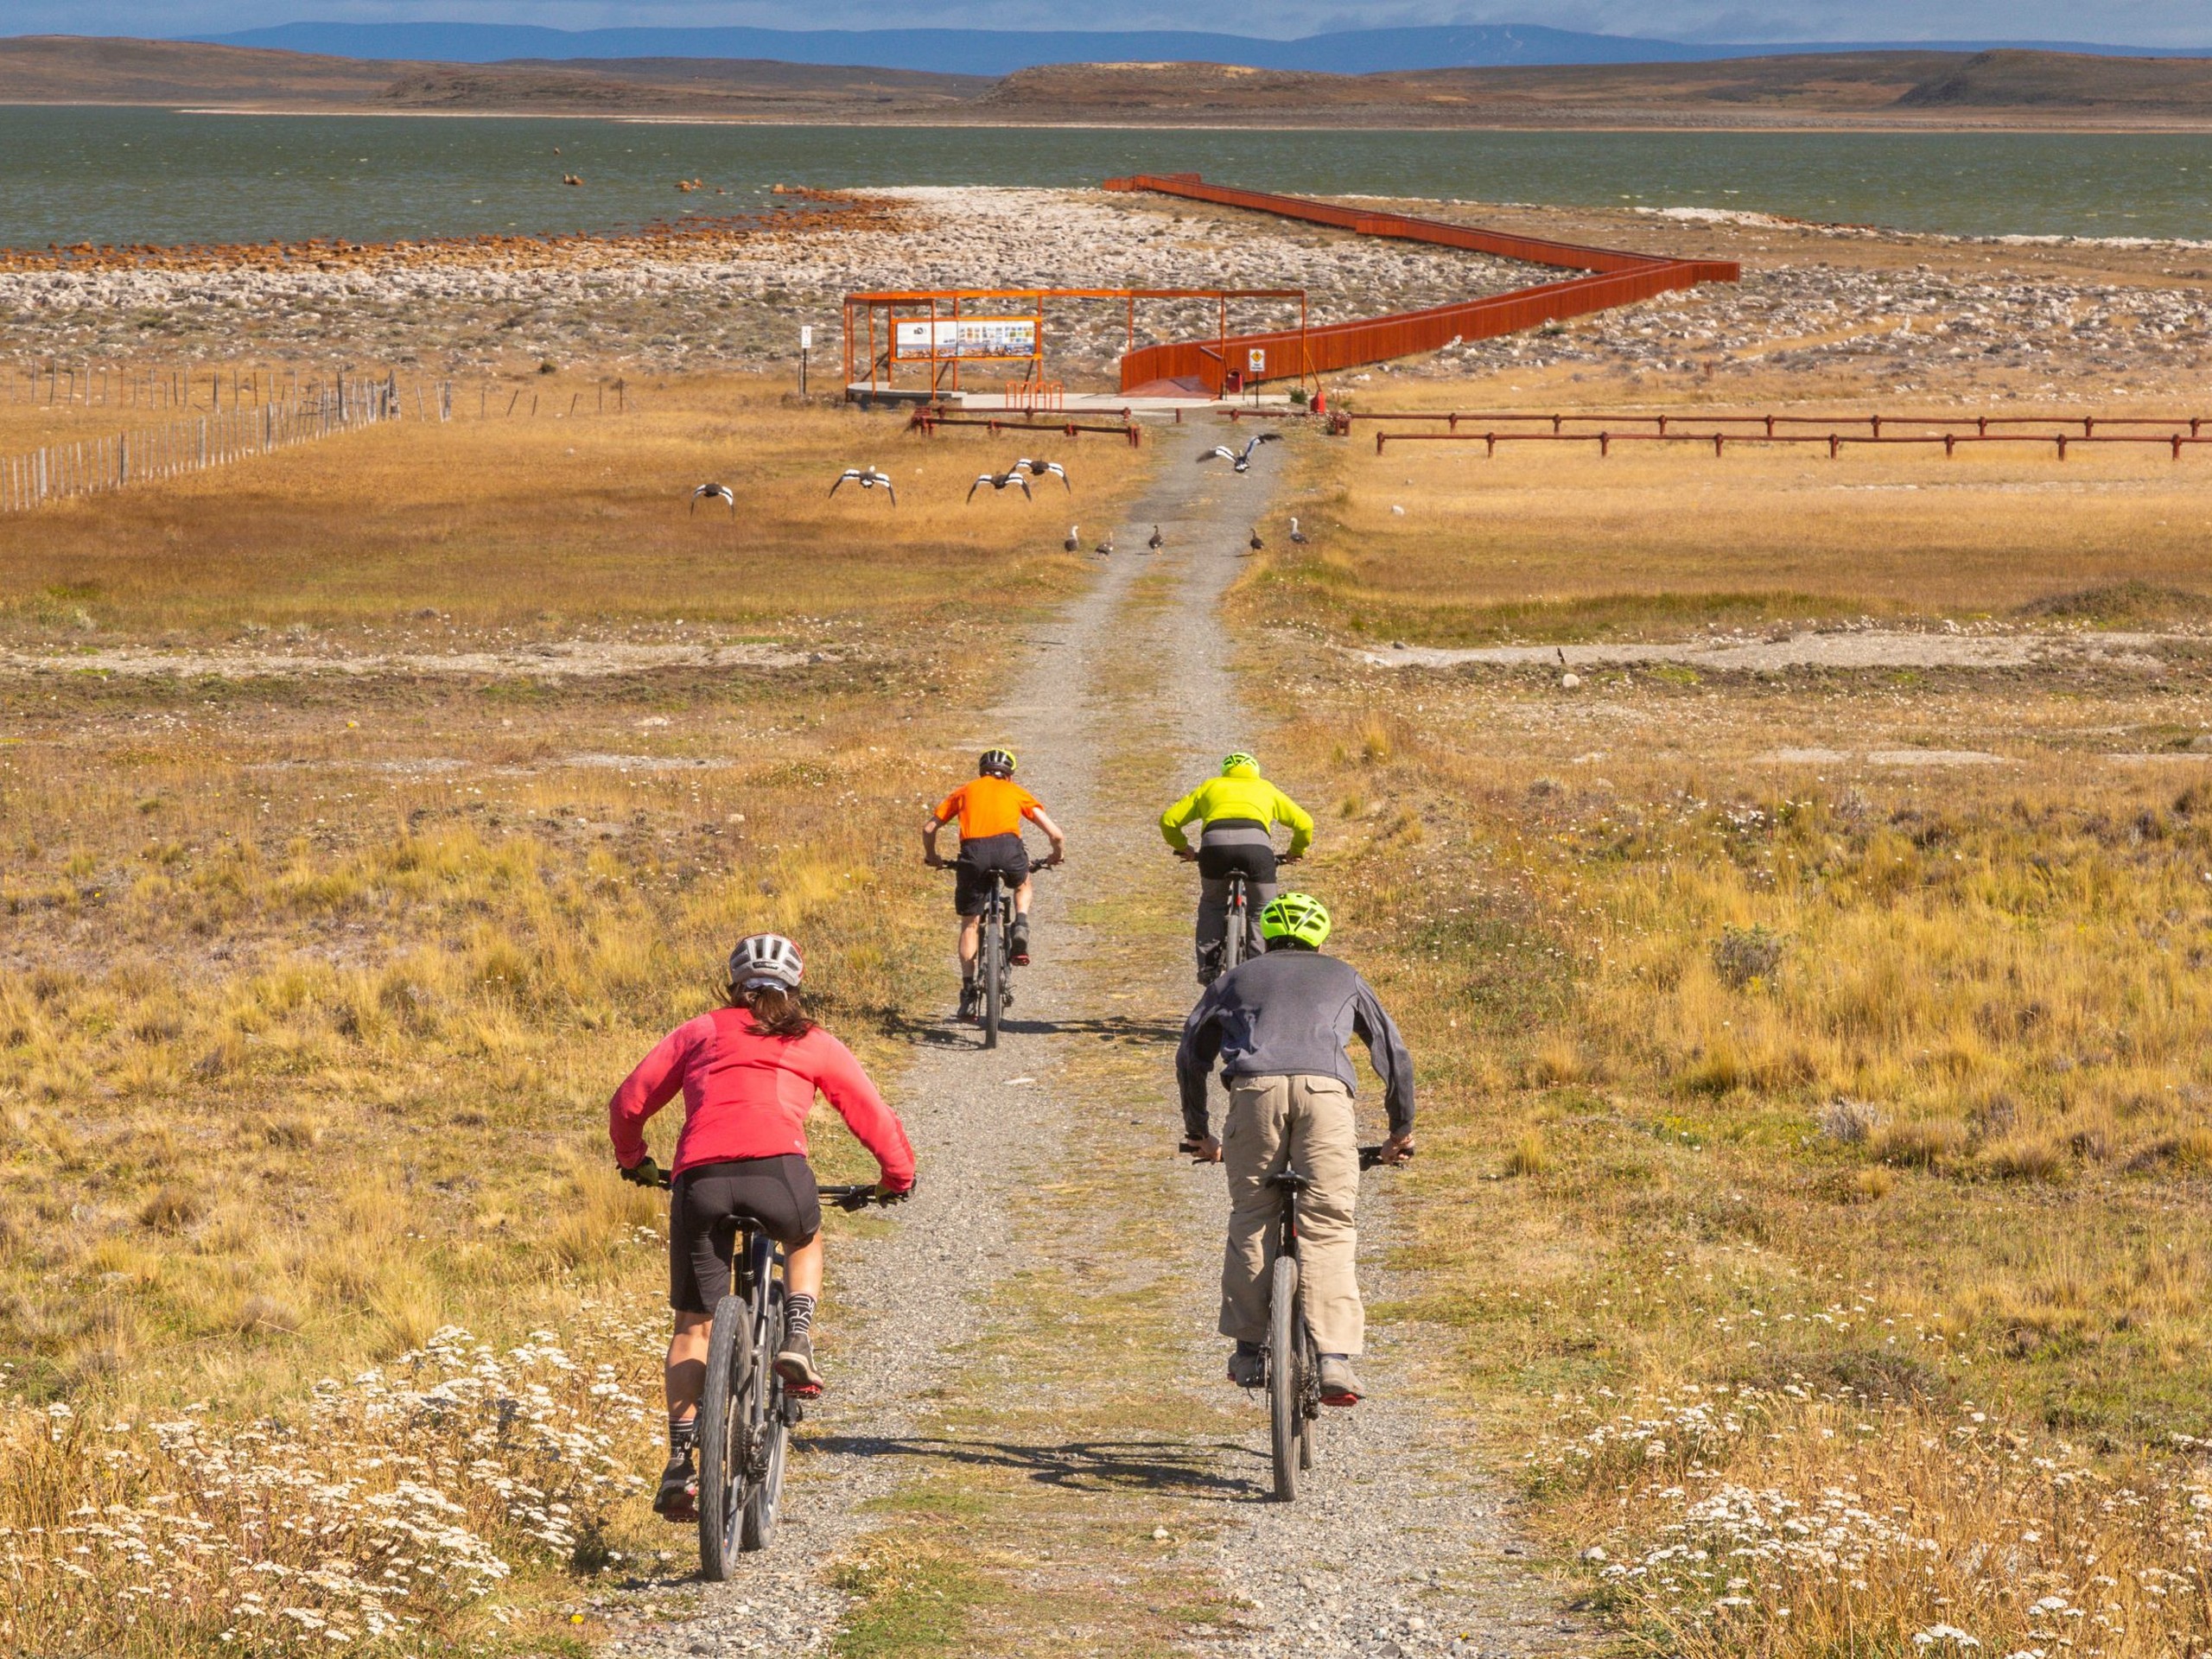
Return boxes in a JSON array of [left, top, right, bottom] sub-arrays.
[[1197, 821, 1278, 884], [953, 831, 1030, 917], [669, 1154, 823, 1314]]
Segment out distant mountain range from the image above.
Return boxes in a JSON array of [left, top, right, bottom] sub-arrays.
[[196, 22, 2212, 78]]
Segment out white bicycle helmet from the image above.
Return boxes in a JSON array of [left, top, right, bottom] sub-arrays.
[[728, 933, 804, 990]]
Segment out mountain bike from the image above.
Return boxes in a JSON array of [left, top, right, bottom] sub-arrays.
[[951, 856, 1054, 1050], [1251, 1145, 1405, 1503], [652, 1173, 900, 1576]]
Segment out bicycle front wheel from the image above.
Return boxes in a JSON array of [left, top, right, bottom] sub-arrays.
[[741, 1285, 790, 1552], [1268, 1253, 1301, 1503], [696, 1294, 750, 1580]]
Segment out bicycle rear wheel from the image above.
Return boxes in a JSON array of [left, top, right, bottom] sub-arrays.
[[741, 1284, 789, 1551], [1268, 1253, 1301, 1503], [696, 1293, 751, 1580], [982, 891, 1004, 1049], [1298, 1315, 1319, 1471], [1224, 875, 1247, 974]]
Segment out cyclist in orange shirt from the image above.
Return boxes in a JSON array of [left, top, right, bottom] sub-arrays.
[[923, 749, 1065, 1023]]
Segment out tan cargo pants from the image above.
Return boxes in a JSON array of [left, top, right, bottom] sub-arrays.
[[1217, 1072, 1364, 1356]]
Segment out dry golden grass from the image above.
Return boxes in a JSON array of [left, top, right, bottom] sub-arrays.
[[0, 373, 1141, 1651], [1257, 439, 2212, 642], [1, 372, 1141, 639], [1243, 420, 2212, 1658]]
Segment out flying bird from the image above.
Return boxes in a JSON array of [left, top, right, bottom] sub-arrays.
[[690, 482, 735, 516], [830, 467, 895, 505], [1147, 525, 1165, 552], [1011, 458, 1071, 492], [967, 469, 1033, 503], [1289, 516, 1307, 544], [1196, 432, 1282, 474], [1065, 524, 1080, 551]]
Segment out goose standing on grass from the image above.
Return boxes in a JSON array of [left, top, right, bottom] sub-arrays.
[[1012, 458, 1071, 492], [1289, 517, 1307, 544], [1065, 524, 1080, 552], [1094, 532, 1115, 557], [1248, 526, 1264, 552], [1147, 524, 1165, 552], [967, 469, 1033, 504], [690, 482, 736, 517], [830, 467, 895, 505], [1196, 432, 1282, 474]]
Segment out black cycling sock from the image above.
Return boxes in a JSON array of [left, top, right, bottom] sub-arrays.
[[785, 1294, 817, 1340], [668, 1411, 697, 1454]]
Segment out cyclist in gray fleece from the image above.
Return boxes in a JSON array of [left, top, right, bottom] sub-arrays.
[[1175, 891, 1414, 1406]]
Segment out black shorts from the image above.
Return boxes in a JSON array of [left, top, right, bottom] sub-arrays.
[[954, 831, 1030, 917], [669, 1155, 823, 1314], [1197, 823, 1278, 884]]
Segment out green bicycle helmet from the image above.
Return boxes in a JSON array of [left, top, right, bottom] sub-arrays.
[[1221, 751, 1258, 775], [1259, 891, 1332, 950], [979, 748, 1017, 778]]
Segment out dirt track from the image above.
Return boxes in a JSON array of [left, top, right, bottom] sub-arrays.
[[605, 429, 1576, 1656]]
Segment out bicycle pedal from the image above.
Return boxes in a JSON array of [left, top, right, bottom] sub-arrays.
[[785, 1381, 823, 1400]]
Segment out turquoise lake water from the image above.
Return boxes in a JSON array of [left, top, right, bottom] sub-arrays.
[[3, 106, 2208, 249]]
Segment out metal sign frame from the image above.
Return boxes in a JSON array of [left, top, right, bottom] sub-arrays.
[[842, 287, 1307, 401]]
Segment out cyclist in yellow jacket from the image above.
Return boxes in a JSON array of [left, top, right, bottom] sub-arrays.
[[1160, 752, 1314, 984]]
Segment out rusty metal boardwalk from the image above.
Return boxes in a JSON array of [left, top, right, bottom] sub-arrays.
[[1103, 172, 1739, 397]]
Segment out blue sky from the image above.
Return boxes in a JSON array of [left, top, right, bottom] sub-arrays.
[[18, 0, 2212, 47]]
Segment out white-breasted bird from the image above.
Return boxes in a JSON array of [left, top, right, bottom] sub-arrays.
[[1013, 458, 1071, 491], [690, 482, 735, 516], [1197, 432, 1282, 474], [1065, 524, 1080, 551], [1289, 516, 1307, 544], [830, 467, 895, 505], [967, 469, 1033, 503]]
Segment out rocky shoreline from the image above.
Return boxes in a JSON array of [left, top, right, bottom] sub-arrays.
[[1, 186, 2208, 393]]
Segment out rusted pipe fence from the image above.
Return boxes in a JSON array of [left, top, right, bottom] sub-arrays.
[[1102, 173, 1737, 397], [906, 406, 1141, 445], [1339, 408, 2212, 438], [1375, 429, 2212, 461]]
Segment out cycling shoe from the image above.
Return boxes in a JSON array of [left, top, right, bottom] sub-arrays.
[[776, 1332, 825, 1398], [652, 1450, 697, 1522], [1318, 1355, 1363, 1407]]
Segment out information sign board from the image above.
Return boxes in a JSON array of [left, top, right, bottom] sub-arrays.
[[893, 317, 1040, 361]]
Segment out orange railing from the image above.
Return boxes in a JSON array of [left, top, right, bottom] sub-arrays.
[[1103, 174, 1738, 397]]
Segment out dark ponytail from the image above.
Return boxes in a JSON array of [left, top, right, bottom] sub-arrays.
[[727, 981, 815, 1039]]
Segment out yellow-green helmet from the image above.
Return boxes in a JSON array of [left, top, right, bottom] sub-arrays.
[[1259, 891, 1331, 949], [1221, 751, 1258, 775]]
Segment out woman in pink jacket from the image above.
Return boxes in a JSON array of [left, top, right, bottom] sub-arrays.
[[609, 931, 916, 1521]]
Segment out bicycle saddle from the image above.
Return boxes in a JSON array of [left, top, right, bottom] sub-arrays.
[[1266, 1170, 1313, 1192]]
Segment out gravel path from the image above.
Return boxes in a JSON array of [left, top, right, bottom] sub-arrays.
[[606, 424, 1580, 1657]]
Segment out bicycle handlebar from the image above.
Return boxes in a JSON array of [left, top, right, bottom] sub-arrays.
[[623, 1167, 910, 1209], [820, 1183, 911, 1211], [1179, 1140, 1411, 1168]]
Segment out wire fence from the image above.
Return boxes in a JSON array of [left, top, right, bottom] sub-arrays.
[[0, 359, 636, 514], [0, 373, 417, 515]]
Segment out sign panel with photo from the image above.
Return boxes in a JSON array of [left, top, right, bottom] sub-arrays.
[[892, 317, 1041, 361]]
